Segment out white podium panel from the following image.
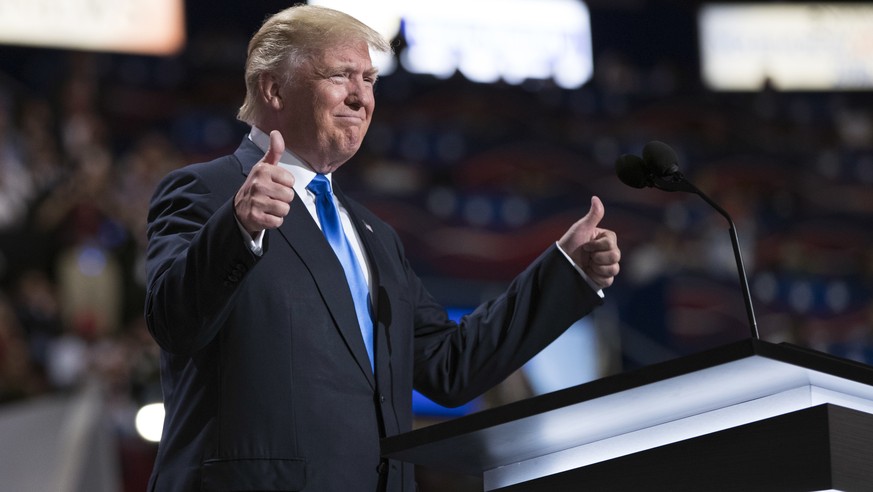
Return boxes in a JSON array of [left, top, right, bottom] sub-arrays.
[[382, 340, 873, 491]]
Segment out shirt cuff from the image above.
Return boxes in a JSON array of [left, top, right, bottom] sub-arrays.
[[555, 241, 605, 299], [236, 217, 265, 256]]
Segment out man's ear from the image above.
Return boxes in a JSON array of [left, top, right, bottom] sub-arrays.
[[258, 72, 283, 110]]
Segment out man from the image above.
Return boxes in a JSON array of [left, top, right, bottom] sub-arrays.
[[145, 5, 620, 491]]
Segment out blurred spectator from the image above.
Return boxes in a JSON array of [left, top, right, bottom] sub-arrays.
[[0, 294, 42, 402], [12, 269, 62, 381]]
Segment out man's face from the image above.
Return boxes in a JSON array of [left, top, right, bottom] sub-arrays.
[[277, 40, 377, 173]]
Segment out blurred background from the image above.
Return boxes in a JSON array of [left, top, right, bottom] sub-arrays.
[[0, 0, 871, 490]]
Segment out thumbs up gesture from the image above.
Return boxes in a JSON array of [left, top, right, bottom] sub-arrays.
[[234, 130, 296, 237], [557, 196, 621, 289]]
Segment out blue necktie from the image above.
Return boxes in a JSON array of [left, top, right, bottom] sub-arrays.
[[307, 174, 374, 371]]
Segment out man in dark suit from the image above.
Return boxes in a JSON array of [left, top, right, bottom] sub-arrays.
[[145, 5, 620, 491]]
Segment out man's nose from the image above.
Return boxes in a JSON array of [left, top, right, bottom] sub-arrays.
[[346, 78, 372, 108]]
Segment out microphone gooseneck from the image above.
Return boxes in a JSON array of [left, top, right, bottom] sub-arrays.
[[615, 142, 760, 339]]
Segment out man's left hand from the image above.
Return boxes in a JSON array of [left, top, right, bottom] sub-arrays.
[[558, 196, 621, 289]]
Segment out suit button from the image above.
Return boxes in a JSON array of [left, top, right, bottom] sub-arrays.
[[379, 394, 386, 404], [225, 262, 247, 283]]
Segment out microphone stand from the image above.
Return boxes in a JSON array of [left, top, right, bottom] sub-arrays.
[[650, 173, 760, 339]]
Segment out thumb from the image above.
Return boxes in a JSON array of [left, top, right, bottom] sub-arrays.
[[263, 130, 285, 166], [579, 195, 604, 229]]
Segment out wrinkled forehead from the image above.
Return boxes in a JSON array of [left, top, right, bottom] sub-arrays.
[[303, 41, 377, 73]]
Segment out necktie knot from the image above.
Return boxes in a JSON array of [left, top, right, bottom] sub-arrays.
[[307, 174, 332, 197]]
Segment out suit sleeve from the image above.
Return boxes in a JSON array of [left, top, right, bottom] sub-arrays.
[[144, 166, 260, 355], [405, 240, 603, 408]]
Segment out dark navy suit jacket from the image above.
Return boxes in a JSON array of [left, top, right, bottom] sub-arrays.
[[144, 137, 602, 491]]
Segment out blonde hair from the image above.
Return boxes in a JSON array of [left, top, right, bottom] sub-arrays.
[[237, 4, 392, 125]]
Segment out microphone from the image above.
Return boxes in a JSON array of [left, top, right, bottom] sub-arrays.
[[642, 140, 679, 175], [615, 154, 649, 189], [615, 141, 760, 339], [616, 142, 695, 193]]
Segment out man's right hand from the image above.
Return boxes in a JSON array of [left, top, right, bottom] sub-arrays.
[[234, 130, 296, 237]]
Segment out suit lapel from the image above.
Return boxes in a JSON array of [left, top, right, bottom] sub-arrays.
[[277, 201, 377, 388], [336, 191, 382, 312], [334, 186, 397, 379]]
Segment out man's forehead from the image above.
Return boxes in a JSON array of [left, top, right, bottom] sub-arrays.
[[311, 45, 377, 72]]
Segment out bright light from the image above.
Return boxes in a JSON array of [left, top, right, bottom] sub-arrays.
[[308, 0, 403, 41], [402, 0, 592, 88], [0, 0, 185, 55], [135, 403, 165, 443], [699, 3, 873, 90], [310, 0, 593, 88], [308, 0, 401, 76], [400, 45, 456, 80]]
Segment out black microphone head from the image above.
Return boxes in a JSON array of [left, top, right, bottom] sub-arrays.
[[615, 154, 649, 189], [643, 141, 680, 176]]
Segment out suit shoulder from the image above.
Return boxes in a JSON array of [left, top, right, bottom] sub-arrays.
[[153, 153, 244, 199], [157, 136, 256, 184], [167, 153, 241, 181]]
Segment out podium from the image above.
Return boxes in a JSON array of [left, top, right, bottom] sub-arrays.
[[382, 339, 873, 491]]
